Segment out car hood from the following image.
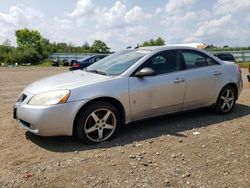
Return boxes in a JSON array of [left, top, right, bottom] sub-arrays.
[[25, 70, 111, 94]]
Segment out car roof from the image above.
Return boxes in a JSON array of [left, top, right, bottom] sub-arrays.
[[137, 45, 206, 53]]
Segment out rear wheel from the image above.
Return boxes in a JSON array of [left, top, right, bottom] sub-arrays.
[[75, 101, 121, 144], [214, 86, 236, 114]]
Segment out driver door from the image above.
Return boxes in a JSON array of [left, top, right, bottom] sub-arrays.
[[128, 50, 186, 120]]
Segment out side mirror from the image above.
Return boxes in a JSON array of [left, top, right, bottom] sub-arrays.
[[134, 67, 155, 77]]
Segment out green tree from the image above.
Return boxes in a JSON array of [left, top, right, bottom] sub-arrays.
[[0, 44, 14, 64], [150, 39, 155, 46], [82, 42, 90, 51], [11, 46, 40, 65], [56, 42, 70, 53], [141, 37, 165, 47], [36, 38, 53, 59], [16, 28, 42, 48], [15, 28, 53, 63], [142, 41, 150, 46], [155, 37, 165, 46], [91, 40, 110, 53]]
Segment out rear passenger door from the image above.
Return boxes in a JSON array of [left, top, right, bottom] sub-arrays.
[[181, 50, 223, 109]]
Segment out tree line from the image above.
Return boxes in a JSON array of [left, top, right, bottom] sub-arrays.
[[2, 28, 249, 66], [0, 29, 166, 66], [207, 45, 250, 52], [0, 28, 167, 66], [0, 28, 111, 65]]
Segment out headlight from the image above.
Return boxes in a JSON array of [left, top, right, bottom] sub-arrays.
[[28, 90, 70, 106]]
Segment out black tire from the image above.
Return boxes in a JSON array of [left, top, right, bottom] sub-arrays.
[[75, 101, 121, 144], [214, 85, 236, 114]]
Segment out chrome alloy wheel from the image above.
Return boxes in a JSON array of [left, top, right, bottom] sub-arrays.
[[220, 89, 235, 112], [84, 108, 116, 142]]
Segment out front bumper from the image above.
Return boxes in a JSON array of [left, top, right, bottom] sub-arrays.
[[14, 91, 88, 136]]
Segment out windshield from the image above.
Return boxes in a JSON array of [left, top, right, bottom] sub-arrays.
[[85, 50, 150, 75]]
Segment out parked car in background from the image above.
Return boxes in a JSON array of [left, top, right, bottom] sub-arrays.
[[213, 53, 236, 62], [62, 59, 70, 66], [14, 46, 243, 144], [69, 55, 107, 71], [51, 59, 59, 66], [69, 59, 77, 66]]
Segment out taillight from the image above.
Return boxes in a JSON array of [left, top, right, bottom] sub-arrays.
[[248, 65, 250, 73], [73, 64, 80, 67], [237, 64, 242, 74]]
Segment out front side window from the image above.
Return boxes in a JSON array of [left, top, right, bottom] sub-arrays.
[[138, 50, 182, 75], [182, 50, 219, 69]]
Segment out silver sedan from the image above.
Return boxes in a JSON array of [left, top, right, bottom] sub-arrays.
[[14, 46, 243, 144]]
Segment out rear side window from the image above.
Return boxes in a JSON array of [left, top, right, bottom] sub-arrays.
[[182, 50, 219, 69]]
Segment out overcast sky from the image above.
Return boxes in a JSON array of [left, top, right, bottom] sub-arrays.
[[0, 0, 250, 50]]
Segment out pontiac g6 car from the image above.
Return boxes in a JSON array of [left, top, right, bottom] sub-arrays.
[[14, 46, 243, 144]]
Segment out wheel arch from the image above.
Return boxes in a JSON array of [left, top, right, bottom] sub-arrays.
[[72, 97, 126, 136]]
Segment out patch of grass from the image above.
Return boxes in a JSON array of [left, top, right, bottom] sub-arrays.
[[238, 61, 250, 68], [38, 60, 52, 67]]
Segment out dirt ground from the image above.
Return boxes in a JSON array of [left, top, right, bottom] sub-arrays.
[[0, 67, 249, 188]]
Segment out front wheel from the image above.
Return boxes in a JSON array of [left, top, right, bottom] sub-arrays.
[[214, 86, 236, 114], [75, 102, 121, 144]]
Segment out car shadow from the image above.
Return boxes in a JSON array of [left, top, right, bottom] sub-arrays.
[[25, 103, 250, 152]]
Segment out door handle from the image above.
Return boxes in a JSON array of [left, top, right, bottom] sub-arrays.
[[213, 71, 222, 76], [174, 78, 185, 83]]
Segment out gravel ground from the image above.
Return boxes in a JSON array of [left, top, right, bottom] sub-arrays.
[[0, 67, 249, 188]]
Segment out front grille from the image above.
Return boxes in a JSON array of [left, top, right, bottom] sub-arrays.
[[17, 94, 27, 102]]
